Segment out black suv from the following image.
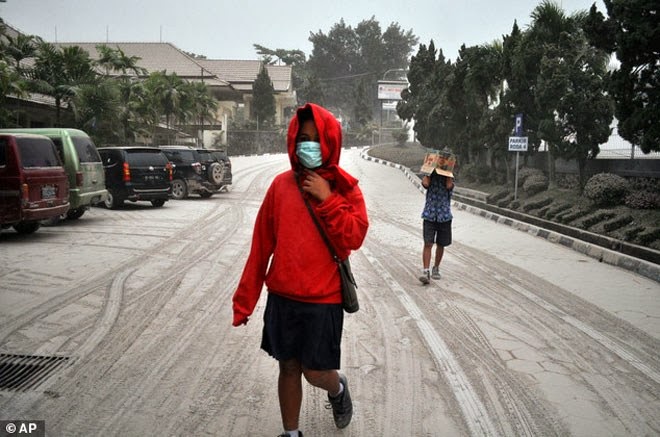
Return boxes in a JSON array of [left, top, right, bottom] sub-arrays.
[[98, 147, 172, 208], [159, 145, 217, 199], [196, 148, 232, 191]]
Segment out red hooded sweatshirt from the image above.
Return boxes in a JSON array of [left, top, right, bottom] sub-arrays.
[[232, 103, 369, 326]]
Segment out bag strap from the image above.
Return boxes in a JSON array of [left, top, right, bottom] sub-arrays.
[[295, 174, 340, 262]]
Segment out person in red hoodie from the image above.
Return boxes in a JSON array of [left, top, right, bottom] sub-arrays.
[[232, 103, 369, 437]]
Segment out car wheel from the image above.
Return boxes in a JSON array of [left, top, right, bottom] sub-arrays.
[[66, 208, 85, 220], [104, 191, 121, 209], [151, 199, 166, 207], [208, 162, 225, 185], [199, 191, 213, 199], [13, 221, 40, 234], [171, 179, 188, 200]]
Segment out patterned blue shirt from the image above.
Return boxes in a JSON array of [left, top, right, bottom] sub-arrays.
[[421, 173, 453, 223]]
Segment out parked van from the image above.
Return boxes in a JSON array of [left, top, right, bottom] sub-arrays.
[[0, 128, 107, 219], [0, 134, 70, 234], [97, 146, 172, 208]]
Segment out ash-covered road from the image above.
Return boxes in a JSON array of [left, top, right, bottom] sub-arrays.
[[1, 149, 658, 436]]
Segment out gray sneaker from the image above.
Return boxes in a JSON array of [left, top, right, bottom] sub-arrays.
[[431, 266, 442, 280], [327, 373, 353, 428], [418, 269, 430, 285]]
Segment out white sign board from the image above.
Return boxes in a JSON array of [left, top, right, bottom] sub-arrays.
[[508, 136, 528, 152], [381, 100, 398, 110], [377, 81, 407, 100]]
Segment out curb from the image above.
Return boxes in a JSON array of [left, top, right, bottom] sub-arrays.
[[360, 149, 660, 283]]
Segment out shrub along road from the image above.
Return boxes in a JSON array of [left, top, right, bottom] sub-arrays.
[[0, 149, 658, 436]]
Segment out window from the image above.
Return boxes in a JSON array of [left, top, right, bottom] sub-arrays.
[[126, 150, 169, 167], [17, 137, 61, 167], [71, 137, 101, 163]]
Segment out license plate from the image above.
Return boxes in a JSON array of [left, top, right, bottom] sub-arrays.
[[41, 185, 56, 199], [144, 175, 162, 182]]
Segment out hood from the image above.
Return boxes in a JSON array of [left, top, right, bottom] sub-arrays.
[[287, 103, 358, 193]]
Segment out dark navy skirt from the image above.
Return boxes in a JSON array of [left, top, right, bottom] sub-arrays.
[[261, 292, 344, 370]]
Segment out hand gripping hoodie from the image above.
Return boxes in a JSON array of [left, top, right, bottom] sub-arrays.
[[232, 103, 369, 326]]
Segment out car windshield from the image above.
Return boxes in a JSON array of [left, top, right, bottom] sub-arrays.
[[72, 136, 102, 163], [126, 150, 169, 166], [17, 137, 62, 167]]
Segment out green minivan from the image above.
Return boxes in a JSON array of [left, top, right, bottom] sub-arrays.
[[0, 128, 107, 220]]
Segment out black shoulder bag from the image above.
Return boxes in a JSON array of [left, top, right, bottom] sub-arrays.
[[296, 176, 359, 313]]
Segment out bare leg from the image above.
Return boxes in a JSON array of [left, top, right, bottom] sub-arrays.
[[434, 245, 445, 268], [422, 243, 433, 269], [279, 359, 303, 431], [302, 368, 341, 396]]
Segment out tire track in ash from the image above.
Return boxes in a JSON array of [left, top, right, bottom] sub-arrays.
[[380, 213, 659, 435], [1, 158, 285, 428], [385, 212, 660, 386], [45, 157, 288, 435], [360, 243, 499, 437], [336, 249, 434, 435], [0, 203, 242, 420], [448, 245, 660, 435], [0, 157, 281, 351], [362, 214, 569, 436], [0, 200, 226, 348]]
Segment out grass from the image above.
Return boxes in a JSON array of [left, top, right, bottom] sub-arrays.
[[367, 143, 660, 250]]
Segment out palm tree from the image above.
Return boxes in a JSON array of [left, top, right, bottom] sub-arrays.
[[31, 43, 97, 126], [180, 81, 219, 145], [95, 45, 148, 143], [2, 33, 42, 72]]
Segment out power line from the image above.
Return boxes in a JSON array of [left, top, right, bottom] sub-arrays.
[[317, 71, 377, 82]]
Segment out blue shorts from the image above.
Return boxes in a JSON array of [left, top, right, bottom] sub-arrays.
[[261, 292, 344, 370], [423, 219, 452, 246]]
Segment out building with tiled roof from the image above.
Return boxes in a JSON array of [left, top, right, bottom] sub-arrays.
[[198, 59, 296, 124], [3, 23, 298, 145], [61, 43, 297, 126]]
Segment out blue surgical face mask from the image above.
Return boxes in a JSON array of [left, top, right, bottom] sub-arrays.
[[296, 141, 322, 169]]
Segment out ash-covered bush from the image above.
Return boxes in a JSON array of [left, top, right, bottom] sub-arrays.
[[474, 165, 493, 184], [630, 177, 660, 192], [576, 211, 615, 229], [487, 188, 510, 204], [624, 191, 660, 210], [517, 167, 545, 185], [636, 228, 660, 246], [522, 174, 549, 195], [557, 207, 591, 224], [522, 196, 553, 212], [583, 173, 629, 207], [557, 173, 579, 189], [459, 163, 478, 183], [602, 215, 634, 232], [544, 202, 572, 219]]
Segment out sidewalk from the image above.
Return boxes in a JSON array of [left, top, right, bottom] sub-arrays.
[[360, 149, 660, 283]]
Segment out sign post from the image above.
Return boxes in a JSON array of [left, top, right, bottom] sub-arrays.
[[377, 79, 407, 145], [509, 114, 528, 200]]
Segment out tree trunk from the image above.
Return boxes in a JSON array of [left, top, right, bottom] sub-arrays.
[[577, 156, 587, 194], [547, 143, 556, 188], [55, 97, 62, 127]]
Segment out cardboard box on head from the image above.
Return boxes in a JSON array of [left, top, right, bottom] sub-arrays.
[[420, 151, 456, 178]]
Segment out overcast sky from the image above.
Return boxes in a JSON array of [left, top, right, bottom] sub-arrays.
[[2, 0, 604, 61]]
